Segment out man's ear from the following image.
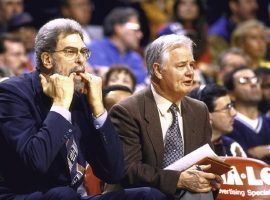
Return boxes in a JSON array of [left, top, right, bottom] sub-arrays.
[[41, 52, 53, 70], [153, 63, 163, 80], [114, 24, 123, 35]]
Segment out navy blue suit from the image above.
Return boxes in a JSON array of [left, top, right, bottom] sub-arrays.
[[0, 71, 125, 199]]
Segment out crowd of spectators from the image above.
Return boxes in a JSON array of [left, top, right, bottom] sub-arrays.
[[1, 0, 270, 199]]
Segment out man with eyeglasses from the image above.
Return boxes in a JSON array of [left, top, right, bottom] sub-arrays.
[[0, 18, 167, 200], [88, 7, 147, 86], [224, 66, 270, 164], [190, 84, 246, 157]]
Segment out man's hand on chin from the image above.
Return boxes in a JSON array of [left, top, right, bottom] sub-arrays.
[[80, 73, 105, 117], [40, 73, 75, 110]]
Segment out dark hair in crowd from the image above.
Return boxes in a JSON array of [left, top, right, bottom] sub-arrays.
[[223, 66, 249, 91], [104, 64, 136, 92], [34, 18, 83, 72], [103, 7, 138, 37], [197, 84, 228, 113], [0, 33, 22, 54], [103, 85, 132, 98]]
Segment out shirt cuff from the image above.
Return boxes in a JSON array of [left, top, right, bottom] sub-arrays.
[[93, 110, 107, 129], [50, 106, 71, 123]]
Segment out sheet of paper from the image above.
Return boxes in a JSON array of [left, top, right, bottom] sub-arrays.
[[164, 144, 218, 171]]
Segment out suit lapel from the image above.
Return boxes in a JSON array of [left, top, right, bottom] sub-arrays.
[[31, 71, 69, 166], [181, 97, 196, 155], [144, 87, 164, 167]]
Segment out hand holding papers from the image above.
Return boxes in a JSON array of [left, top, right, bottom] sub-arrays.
[[165, 144, 231, 175]]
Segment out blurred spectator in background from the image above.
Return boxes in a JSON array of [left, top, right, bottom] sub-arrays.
[[191, 68, 214, 90], [255, 67, 270, 117], [103, 64, 136, 92], [0, 33, 27, 77], [7, 12, 36, 72], [231, 19, 269, 69], [190, 84, 247, 157], [103, 85, 133, 110], [217, 47, 250, 84], [88, 7, 147, 85], [172, 0, 208, 64], [0, 0, 24, 34], [224, 66, 270, 164], [208, 0, 258, 63], [60, 0, 103, 45], [141, 0, 173, 41]]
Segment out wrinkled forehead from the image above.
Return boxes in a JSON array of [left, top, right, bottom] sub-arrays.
[[56, 33, 85, 48]]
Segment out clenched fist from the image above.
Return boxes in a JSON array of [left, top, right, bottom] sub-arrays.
[[40, 73, 75, 110], [80, 73, 105, 117]]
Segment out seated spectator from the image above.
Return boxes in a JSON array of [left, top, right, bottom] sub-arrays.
[[190, 84, 247, 157], [7, 12, 36, 72], [223, 66, 270, 164], [0, 18, 167, 200], [103, 85, 133, 110], [0, 33, 27, 77], [208, 0, 258, 64], [255, 67, 270, 116], [217, 47, 251, 85], [172, 0, 208, 64], [231, 19, 269, 69], [88, 7, 147, 85], [103, 65, 136, 92]]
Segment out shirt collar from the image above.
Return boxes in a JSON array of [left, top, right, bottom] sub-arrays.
[[151, 84, 181, 116]]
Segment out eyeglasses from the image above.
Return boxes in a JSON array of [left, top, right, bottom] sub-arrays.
[[124, 22, 141, 31], [238, 76, 260, 85], [51, 47, 91, 60], [213, 102, 235, 113]]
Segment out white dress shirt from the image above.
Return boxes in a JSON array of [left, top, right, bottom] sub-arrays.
[[151, 85, 184, 147]]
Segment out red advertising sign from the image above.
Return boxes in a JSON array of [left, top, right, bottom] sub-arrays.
[[217, 157, 270, 199]]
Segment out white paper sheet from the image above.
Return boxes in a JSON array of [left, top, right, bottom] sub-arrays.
[[164, 144, 218, 171]]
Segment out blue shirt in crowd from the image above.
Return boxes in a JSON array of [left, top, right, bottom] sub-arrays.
[[88, 38, 147, 84]]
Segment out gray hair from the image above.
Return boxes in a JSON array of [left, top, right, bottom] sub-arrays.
[[145, 34, 194, 78], [35, 18, 84, 72]]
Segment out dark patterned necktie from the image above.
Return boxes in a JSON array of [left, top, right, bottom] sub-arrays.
[[163, 104, 184, 168], [66, 134, 84, 187]]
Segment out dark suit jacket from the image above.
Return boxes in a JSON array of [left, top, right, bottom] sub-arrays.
[[0, 71, 124, 199], [110, 86, 212, 196]]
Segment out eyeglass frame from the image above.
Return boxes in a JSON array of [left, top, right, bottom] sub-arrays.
[[213, 102, 235, 113], [238, 76, 260, 85], [50, 46, 91, 60]]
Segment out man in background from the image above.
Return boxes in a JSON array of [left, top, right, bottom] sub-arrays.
[[224, 66, 270, 163], [0, 33, 27, 77], [88, 7, 147, 85], [191, 84, 246, 157]]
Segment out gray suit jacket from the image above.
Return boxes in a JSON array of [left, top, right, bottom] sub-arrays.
[[110, 86, 212, 196]]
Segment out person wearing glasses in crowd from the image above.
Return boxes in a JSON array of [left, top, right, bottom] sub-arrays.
[[190, 84, 247, 157], [0, 18, 168, 200], [88, 7, 147, 85], [224, 66, 270, 164]]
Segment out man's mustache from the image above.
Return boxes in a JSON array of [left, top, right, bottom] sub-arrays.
[[69, 66, 85, 75]]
